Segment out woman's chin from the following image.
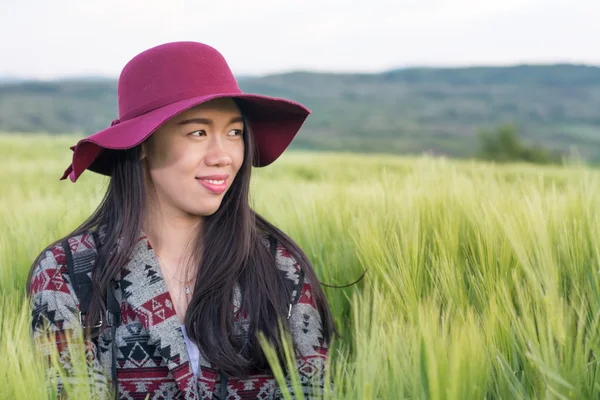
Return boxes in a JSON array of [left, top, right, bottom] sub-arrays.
[[185, 204, 222, 218]]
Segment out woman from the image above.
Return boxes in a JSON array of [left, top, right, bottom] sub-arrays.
[[27, 41, 336, 400]]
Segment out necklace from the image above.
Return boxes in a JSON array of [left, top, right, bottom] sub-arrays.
[[155, 253, 194, 295]]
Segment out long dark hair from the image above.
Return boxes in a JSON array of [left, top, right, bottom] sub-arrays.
[[27, 103, 337, 377]]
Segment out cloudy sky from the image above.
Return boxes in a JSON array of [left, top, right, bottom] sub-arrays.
[[1, 0, 597, 79]]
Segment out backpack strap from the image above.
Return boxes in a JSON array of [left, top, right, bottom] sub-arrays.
[[62, 231, 120, 400], [61, 234, 100, 328], [268, 234, 277, 258], [107, 279, 120, 400], [91, 232, 120, 400]]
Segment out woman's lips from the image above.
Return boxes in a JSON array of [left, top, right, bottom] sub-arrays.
[[196, 174, 229, 194]]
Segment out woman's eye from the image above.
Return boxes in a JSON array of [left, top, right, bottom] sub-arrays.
[[189, 130, 206, 137], [228, 129, 243, 137]]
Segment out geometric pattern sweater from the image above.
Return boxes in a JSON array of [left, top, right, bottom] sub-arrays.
[[29, 230, 329, 399]]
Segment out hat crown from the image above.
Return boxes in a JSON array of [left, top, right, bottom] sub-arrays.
[[117, 41, 241, 121]]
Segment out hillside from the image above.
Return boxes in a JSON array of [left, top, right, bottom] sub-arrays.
[[1, 64, 600, 160]]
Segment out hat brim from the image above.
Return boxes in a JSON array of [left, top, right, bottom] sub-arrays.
[[61, 92, 311, 182]]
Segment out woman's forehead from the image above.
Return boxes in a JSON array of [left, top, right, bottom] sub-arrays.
[[178, 98, 242, 119]]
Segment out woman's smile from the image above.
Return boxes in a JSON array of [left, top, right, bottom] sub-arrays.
[[196, 174, 229, 194]]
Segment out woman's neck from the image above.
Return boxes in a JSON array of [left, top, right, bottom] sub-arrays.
[[143, 209, 203, 266]]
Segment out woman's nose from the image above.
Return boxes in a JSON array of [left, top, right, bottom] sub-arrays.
[[203, 137, 233, 167]]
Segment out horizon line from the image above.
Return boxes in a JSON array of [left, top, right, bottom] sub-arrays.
[[2, 61, 599, 82]]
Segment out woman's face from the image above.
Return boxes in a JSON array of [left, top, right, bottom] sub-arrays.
[[141, 97, 245, 220]]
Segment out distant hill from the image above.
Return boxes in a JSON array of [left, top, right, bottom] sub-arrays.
[[1, 64, 600, 161], [0, 76, 25, 84]]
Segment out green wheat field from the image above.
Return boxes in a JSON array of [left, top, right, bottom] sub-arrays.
[[1, 133, 600, 399]]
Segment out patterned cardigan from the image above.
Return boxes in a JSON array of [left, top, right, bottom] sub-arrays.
[[29, 231, 329, 399]]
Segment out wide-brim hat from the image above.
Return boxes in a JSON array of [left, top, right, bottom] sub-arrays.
[[61, 41, 311, 182]]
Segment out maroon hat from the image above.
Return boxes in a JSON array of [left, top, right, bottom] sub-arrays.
[[61, 41, 311, 182]]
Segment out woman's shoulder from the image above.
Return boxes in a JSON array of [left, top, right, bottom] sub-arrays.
[[28, 231, 102, 336], [260, 233, 301, 273], [259, 233, 310, 306], [28, 230, 99, 297], [28, 242, 67, 295]]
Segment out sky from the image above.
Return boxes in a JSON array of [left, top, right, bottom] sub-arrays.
[[0, 0, 598, 80]]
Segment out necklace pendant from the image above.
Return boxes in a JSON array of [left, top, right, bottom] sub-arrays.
[[185, 285, 191, 294]]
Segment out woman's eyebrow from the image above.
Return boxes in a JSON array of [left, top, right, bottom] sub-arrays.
[[177, 116, 244, 126]]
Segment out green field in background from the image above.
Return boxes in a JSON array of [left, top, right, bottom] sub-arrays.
[[1, 134, 599, 399]]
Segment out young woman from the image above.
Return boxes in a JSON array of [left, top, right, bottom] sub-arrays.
[[27, 41, 336, 400]]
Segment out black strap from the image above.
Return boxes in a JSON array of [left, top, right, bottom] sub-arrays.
[[62, 238, 93, 324], [108, 280, 120, 400], [91, 230, 101, 251], [62, 238, 77, 295], [62, 234, 97, 322], [268, 235, 277, 259], [219, 371, 228, 400], [106, 282, 121, 326], [63, 232, 120, 399], [101, 230, 120, 400]]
